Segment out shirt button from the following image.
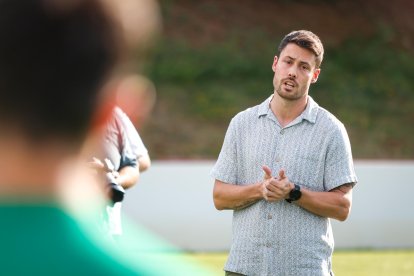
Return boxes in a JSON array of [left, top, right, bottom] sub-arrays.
[[280, 129, 285, 135], [266, 242, 271, 248], [267, 214, 272, 219]]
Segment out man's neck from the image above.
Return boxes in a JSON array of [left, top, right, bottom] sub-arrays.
[[0, 135, 73, 197], [270, 93, 308, 128]]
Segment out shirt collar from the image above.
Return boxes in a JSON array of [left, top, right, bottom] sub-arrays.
[[257, 95, 273, 117], [301, 96, 319, 124], [257, 94, 319, 124]]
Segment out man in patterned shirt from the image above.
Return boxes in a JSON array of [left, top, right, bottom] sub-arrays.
[[211, 30, 358, 276]]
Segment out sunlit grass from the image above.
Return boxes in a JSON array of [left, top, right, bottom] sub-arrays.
[[333, 250, 414, 276], [184, 250, 414, 276]]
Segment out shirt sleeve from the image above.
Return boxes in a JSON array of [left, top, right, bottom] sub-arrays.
[[112, 108, 138, 170], [115, 107, 148, 158], [323, 123, 358, 191], [119, 143, 138, 170], [210, 117, 238, 184]]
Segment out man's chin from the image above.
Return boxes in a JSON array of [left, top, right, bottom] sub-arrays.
[[276, 90, 300, 101]]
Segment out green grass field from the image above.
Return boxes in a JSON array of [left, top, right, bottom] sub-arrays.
[[185, 250, 414, 276]]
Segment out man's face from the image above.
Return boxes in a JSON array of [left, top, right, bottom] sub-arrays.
[[272, 43, 320, 101]]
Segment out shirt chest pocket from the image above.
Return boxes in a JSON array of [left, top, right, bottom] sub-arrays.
[[284, 152, 326, 191]]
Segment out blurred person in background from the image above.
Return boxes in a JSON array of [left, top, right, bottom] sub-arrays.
[[115, 74, 156, 173], [212, 30, 358, 275], [93, 0, 158, 186], [89, 105, 150, 240], [88, 73, 156, 239]]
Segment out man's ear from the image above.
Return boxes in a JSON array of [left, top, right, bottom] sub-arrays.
[[272, 56, 278, 72], [311, 68, 321, 83], [89, 79, 118, 133], [79, 80, 117, 160]]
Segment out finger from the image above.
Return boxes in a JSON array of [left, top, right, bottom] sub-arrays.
[[278, 169, 286, 179], [87, 162, 104, 170], [92, 157, 100, 163], [266, 192, 282, 202], [263, 185, 279, 201], [262, 185, 269, 201], [265, 182, 274, 192], [262, 165, 273, 179], [277, 179, 290, 190]]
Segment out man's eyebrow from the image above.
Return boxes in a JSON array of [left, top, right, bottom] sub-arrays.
[[284, 55, 311, 66]]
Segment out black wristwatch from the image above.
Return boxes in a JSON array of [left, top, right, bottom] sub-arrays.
[[286, 184, 301, 203]]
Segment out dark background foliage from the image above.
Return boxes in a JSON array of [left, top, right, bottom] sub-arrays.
[[137, 0, 414, 159]]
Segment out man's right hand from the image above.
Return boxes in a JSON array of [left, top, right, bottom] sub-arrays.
[[262, 166, 293, 202], [87, 157, 105, 172], [261, 165, 273, 201]]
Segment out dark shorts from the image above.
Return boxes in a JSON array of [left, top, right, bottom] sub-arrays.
[[225, 271, 246, 276]]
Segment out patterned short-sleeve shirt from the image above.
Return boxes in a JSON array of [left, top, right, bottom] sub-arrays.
[[211, 95, 357, 276]]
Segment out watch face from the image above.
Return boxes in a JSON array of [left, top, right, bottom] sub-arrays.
[[290, 189, 301, 200], [289, 185, 302, 201]]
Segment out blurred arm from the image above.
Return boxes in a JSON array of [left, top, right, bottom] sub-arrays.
[[138, 152, 151, 172], [116, 165, 139, 190]]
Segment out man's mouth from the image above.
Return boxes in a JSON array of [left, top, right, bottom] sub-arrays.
[[284, 80, 296, 88], [282, 79, 297, 91]]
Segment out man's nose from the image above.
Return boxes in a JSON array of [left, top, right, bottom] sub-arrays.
[[288, 68, 297, 78]]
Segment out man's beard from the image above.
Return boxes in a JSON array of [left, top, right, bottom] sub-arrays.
[[276, 79, 306, 101], [276, 84, 304, 101]]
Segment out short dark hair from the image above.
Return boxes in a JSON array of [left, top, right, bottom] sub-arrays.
[[0, 0, 120, 143], [278, 30, 324, 68]]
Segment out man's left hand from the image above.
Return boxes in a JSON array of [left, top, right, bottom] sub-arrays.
[[264, 169, 294, 201]]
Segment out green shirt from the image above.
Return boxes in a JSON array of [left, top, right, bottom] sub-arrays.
[[0, 203, 143, 275]]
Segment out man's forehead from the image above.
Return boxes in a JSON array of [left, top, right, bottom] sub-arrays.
[[280, 43, 317, 65]]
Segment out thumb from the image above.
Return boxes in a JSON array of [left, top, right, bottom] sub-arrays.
[[262, 165, 273, 179], [278, 169, 286, 179]]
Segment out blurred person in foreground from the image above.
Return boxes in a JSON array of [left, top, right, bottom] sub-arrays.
[[0, 0, 209, 275], [211, 30, 358, 276], [0, 0, 143, 274]]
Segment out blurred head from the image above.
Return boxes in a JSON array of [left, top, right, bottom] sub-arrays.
[[0, 0, 121, 147], [102, 0, 161, 51], [116, 74, 156, 128]]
